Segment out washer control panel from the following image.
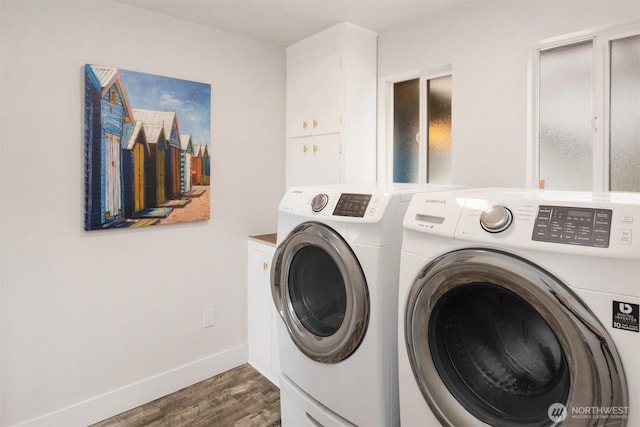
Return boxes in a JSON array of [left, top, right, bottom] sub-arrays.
[[532, 205, 612, 248], [405, 189, 638, 257]]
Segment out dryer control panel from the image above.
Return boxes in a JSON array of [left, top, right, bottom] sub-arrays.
[[279, 186, 392, 223], [532, 205, 612, 248], [333, 193, 373, 218]]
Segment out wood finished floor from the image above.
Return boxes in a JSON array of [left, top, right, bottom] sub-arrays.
[[91, 364, 280, 427]]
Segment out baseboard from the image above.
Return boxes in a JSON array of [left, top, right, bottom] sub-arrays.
[[15, 344, 249, 427]]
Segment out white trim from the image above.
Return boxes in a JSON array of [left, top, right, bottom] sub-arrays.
[[526, 41, 539, 189], [418, 77, 428, 184], [13, 345, 249, 427], [537, 19, 639, 50], [594, 35, 607, 193]]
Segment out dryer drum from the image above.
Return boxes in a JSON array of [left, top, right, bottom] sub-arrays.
[[288, 245, 347, 337], [405, 248, 628, 427], [430, 284, 570, 424]]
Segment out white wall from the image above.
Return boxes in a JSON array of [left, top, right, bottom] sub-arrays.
[[0, 1, 285, 425], [377, 1, 640, 187]]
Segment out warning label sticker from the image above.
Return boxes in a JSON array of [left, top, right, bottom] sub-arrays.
[[612, 301, 639, 333]]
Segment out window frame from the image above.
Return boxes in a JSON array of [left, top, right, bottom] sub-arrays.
[[527, 20, 640, 192], [381, 64, 452, 184]]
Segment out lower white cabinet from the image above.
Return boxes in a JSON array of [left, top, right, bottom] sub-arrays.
[[247, 237, 281, 386]]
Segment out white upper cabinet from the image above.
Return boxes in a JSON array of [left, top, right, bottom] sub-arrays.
[[285, 22, 377, 188], [287, 51, 342, 138]]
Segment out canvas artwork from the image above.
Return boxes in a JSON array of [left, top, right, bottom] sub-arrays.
[[84, 64, 211, 230]]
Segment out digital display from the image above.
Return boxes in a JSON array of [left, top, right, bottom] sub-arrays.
[[567, 209, 593, 219], [333, 193, 372, 218]]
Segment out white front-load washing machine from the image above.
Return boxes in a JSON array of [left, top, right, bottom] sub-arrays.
[[271, 183, 460, 427], [398, 188, 639, 427]]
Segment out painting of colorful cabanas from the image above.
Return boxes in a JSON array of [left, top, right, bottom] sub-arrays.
[[84, 64, 133, 230], [85, 64, 211, 230], [180, 134, 193, 194]]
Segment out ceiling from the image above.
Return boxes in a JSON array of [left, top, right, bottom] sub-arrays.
[[114, 0, 463, 46]]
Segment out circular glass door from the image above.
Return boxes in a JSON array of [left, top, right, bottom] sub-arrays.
[[288, 245, 347, 337], [405, 248, 627, 427], [271, 222, 369, 363]]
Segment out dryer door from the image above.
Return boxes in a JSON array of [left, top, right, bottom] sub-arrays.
[[405, 248, 627, 427], [271, 222, 369, 364]]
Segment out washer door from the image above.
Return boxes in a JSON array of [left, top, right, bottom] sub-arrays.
[[271, 222, 369, 363], [405, 248, 627, 427]]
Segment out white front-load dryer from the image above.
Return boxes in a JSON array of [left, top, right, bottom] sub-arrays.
[[398, 188, 639, 427], [271, 183, 460, 427]]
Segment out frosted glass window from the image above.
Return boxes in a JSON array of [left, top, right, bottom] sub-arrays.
[[610, 34, 640, 192], [427, 76, 452, 184], [393, 78, 419, 183], [539, 40, 593, 191], [392, 74, 452, 184]]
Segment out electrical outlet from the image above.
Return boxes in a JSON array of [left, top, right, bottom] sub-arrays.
[[203, 308, 215, 328]]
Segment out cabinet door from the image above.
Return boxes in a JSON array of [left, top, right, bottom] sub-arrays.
[[286, 139, 312, 187], [247, 244, 274, 376], [308, 133, 341, 184], [286, 60, 313, 138], [311, 51, 342, 135], [286, 134, 341, 188], [270, 308, 281, 384], [287, 51, 342, 138]]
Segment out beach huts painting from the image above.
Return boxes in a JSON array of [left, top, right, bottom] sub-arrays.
[[84, 65, 211, 230]]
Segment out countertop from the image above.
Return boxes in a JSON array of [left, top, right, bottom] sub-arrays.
[[249, 233, 277, 246]]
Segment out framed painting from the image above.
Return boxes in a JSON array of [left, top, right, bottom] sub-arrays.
[[84, 64, 211, 230]]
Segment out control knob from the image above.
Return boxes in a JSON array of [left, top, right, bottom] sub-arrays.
[[311, 193, 329, 212], [480, 205, 513, 233]]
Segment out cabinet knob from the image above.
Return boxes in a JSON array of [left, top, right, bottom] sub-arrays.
[[313, 119, 318, 129], [303, 145, 308, 153], [302, 121, 308, 129], [262, 262, 269, 271], [313, 144, 318, 153]]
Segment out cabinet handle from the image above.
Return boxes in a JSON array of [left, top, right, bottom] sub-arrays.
[[313, 144, 318, 153], [302, 121, 308, 130], [313, 119, 318, 129], [303, 145, 308, 153], [262, 262, 269, 271]]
